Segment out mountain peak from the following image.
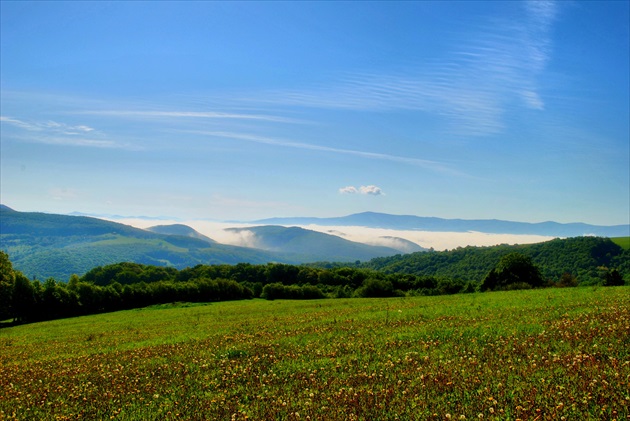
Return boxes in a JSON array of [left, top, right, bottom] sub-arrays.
[[146, 224, 216, 244]]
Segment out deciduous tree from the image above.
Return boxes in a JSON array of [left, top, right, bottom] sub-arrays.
[[481, 252, 544, 291], [0, 251, 16, 320]]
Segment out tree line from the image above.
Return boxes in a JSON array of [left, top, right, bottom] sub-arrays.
[[0, 252, 480, 323], [1, 241, 626, 324], [362, 236, 629, 285]]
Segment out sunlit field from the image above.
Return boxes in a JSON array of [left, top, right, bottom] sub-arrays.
[[1, 287, 628, 420], [611, 237, 630, 250]]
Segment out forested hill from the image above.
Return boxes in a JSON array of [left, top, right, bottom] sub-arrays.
[[146, 224, 216, 244], [0, 206, 282, 280], [361, 236, 629, 285], [0, 207, 404, 280], [0, 205, 155, 238]]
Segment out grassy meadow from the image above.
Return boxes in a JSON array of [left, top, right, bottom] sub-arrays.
[[610, 237, 630, 250], [1, 287, 628, 420]]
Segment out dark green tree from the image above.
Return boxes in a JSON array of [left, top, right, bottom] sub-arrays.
[[41, 278, 79, 319], [261, 282, 285, 300], [0, 251, 16, 321], [355, 277, 396, 298], [557, 272, 578, 288], [481, 252, 544, 291], [12, 272, 35, 322], [603, 269, 624, 286], [68, 274, 81, 291]]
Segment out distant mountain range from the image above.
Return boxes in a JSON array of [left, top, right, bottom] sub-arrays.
[[254, 211, 630, 237], [0, 206, 405, 280], [2, 205, 628, 281]]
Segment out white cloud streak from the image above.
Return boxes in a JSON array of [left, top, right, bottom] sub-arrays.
[[200, 131, 461, 175], [247, 0, 559, 136], [1, 116, 96, 134], [0, 115, 132, 149], [75, 110, 302, 124]]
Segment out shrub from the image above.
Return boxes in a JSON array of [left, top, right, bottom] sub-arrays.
[[355, 278, 396, 298]]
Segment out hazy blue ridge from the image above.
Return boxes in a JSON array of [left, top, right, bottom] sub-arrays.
[[254, 211, 630, 237]]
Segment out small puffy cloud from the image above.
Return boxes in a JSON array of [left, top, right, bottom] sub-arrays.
[[339, 185, 384, 195], [359, 185, 384, 195], [339, 186, 359, 194]]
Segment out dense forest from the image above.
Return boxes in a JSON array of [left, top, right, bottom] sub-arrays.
[[1, 235, 627, 324], [361, 236, 629, 285]]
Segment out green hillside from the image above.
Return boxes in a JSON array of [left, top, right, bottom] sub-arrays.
[[146, 224, 216, 244], [362, 236, 629, 285], [3, 206, 628, 286], [0, 207, 283, 280], [611, 236, 630, 250], [0, 208, 405, 281]]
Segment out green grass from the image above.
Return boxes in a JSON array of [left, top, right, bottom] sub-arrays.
[[610, 236, 630, 250], [1, 287, 629, 420]]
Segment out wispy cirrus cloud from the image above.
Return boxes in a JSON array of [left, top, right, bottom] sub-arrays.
[[0, 115, 132, 149], [199, 130, 461, 175], [74, 110, 303, 124], [6, 133, 128, 149], [247, 0, 559, 136], [1, 116, 95, 135]]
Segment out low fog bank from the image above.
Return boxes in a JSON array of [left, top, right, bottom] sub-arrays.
[[109, 218, 556, 252], [299, 224, 554, 251], [108, 218, 266, 249]]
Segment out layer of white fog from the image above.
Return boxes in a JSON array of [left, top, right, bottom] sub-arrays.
[[110, 218, 555, 252]]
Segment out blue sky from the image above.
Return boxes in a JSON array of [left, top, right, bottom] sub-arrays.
[[1, 1, 628, 225]]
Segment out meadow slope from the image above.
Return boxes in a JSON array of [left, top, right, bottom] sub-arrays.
[[1, 287, 628, 420]]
